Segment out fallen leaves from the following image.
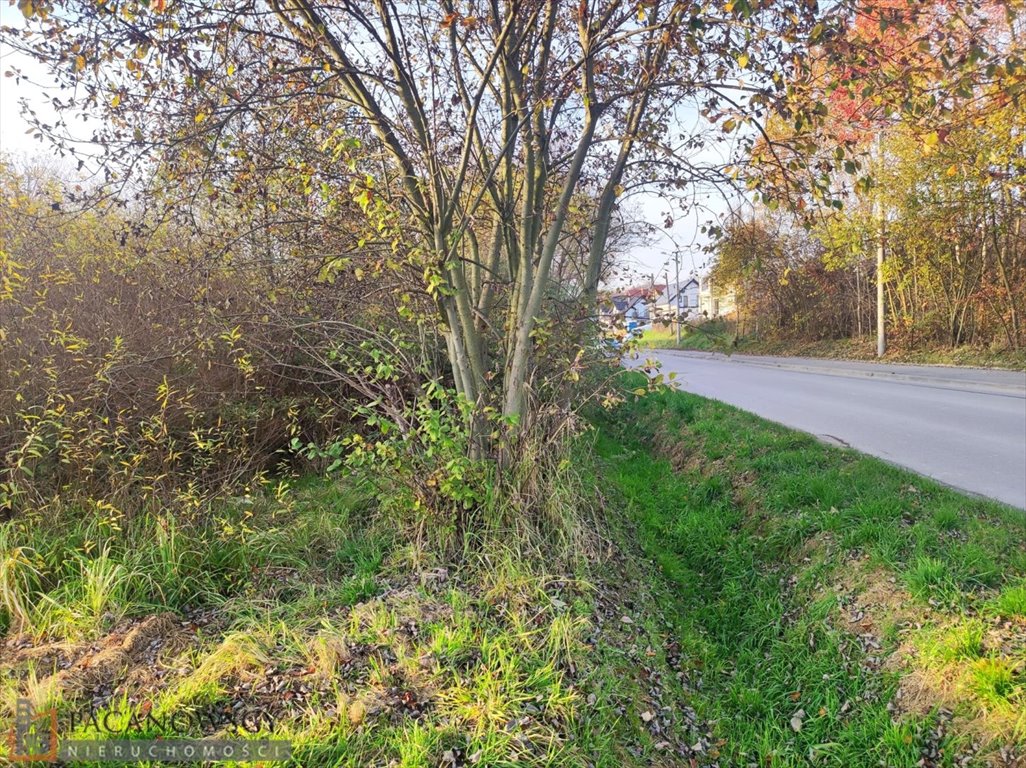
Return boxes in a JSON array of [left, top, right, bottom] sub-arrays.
[[790, 708, 805, 732]]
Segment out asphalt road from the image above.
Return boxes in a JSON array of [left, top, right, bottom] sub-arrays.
[[640, 350, 1026, 509]]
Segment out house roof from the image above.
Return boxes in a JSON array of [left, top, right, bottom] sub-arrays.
[[655, 278, 699, 305], [601, 284, 663, 316], [622, 284, 664, 299], [610, 296, 630, 313]]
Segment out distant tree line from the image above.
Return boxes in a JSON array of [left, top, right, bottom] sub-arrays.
[[716, 1, 1024, 352]]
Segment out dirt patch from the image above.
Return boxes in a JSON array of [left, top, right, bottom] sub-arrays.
[[652, 424, 706, 474], [1, 611, 193, 712], [833, 559, 926, 640], [830, 560, 1025, 765], [2, 639, 77, 675], [730, 469, 759, 509], [891, 667, 958, 719], [798, 530, 835, 564], [56, 613, 182, 693], [212, 580, 456, 730]]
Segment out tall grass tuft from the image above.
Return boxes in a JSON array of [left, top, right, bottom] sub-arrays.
[[0, 540, 41, 633], [77, 546, 134, 629]]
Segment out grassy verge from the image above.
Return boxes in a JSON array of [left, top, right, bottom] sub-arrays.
[[0, 466, 706, 765], [641, 321, 735, 353], [641, 324, 1026, 370], [2, 379, 1023, 767], [594, 373, 1026, 766]]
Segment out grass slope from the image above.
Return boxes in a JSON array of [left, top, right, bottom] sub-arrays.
[[595, 374, 1025, 766], [0, 470, 704, 766], [1, 379, 1022, 767]]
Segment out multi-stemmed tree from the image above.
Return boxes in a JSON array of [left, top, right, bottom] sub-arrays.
[[5, 1, 828, 443]]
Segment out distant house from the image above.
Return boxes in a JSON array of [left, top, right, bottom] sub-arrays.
[[608, 295, 629, 318], [653, 278, 700, 321], [698, 275, 736, 318], [599, 285, 663, 329], [623, 294, 649, 325]]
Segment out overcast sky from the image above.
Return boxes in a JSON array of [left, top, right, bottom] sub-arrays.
[[1, 5, 76, 181], [1, 5, 740, 288]]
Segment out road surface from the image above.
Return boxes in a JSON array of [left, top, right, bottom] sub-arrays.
[[640, 350, 1026, 509]]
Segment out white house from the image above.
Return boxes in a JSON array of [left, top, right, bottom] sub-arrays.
[[698, 275, 736, 318], [653, 279, 700, 321], [623, 294, 649, 326], [600, 290, 653, 329]]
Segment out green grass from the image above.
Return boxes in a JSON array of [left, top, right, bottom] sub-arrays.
[[920, 621, 987, 664], [640, 320, 734, 352], [969, 659, 1020, 706], [3, 374, 1024, 766], [591, 372, 1026, 764], [0, 456, 698, 766], [987, 582, 1026, 619], [0, 481, 383, 641]]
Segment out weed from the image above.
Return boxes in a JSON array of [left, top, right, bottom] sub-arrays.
[[162, 631, 271, 709], [932, 506, 962, 531], [987, 582, 1026, 619], [922, 621, 987, 663], [904, 556, 951, 601], [544, 612, 589, 667], [77, 546, 133, 630], [0, 542, 41, 633], [969, 658, 1021, 707]]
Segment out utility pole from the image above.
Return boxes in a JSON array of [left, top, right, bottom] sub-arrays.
[[673, 252, 682, 346], [664, 270, 672, 334], [876, 133, 886, 357], [855, 262, 862, 338], [876, 202, 886, 357]]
